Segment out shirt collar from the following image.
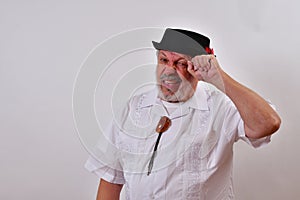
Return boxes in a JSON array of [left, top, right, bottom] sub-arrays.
[[186, 82, 209, 111]]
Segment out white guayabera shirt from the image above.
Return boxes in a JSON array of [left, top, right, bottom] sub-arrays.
[[85, 82, 270, 200]]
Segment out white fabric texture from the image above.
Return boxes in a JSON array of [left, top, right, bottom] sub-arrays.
[[85, 82, 270, 200]]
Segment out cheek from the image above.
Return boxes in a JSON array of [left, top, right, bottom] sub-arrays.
[[156, 65, 164, 78]]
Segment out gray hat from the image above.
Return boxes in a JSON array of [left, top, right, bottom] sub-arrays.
[[152, 28, 213, 57]]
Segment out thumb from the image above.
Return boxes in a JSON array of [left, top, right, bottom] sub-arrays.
[[187, 61, 196, 75], [187, 61, 203, 81]]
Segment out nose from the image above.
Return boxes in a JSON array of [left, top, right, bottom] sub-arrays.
[[164, 61, 176, 73]]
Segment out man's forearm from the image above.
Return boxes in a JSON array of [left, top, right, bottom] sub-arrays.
[[219, 70, 281, 139], [96, 179, 123, 200], [189, 55, 281, 139]]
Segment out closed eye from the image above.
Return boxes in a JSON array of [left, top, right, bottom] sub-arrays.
[[176, 61, 188, 68], [159, 57, 168, 64]]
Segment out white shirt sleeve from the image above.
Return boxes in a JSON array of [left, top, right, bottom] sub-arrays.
[[222, 96, 272, 148], [85, 155, 125, 184], [235, 99, 277, 148], [84, 120, 126, 184], [236, 119, 271, 148]]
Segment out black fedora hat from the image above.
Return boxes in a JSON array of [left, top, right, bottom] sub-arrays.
[[152, 28, 213, 57]]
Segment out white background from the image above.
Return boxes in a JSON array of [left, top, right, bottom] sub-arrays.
[[1, 0, 299, 199]]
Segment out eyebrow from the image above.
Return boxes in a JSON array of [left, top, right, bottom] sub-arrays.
[[177, 58, 187, 62], [159, 52, 188, 60], [159, 52, 167, 57]]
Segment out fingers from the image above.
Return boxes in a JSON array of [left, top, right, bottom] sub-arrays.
[[192, 55, 212, 72]]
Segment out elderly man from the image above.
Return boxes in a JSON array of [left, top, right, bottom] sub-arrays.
[[85, 28, 281, 199]]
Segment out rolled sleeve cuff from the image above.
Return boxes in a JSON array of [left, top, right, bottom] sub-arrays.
[[85, 156, 125, 185], [237, 120, 271, 148]]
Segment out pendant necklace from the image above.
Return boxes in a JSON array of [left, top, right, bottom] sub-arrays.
[[147, 116, 172, 176]]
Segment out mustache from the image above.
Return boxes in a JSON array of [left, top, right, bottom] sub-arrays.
[[160, 74, 182, 82]]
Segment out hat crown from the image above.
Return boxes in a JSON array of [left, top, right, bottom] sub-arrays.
[[152, 28, 211, 57], [173, 29, 210, 49]]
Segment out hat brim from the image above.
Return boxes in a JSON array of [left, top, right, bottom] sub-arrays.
[[152, 41, 207, 57]]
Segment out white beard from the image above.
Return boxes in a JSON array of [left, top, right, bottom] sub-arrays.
[[157, 79, 196, 102]]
